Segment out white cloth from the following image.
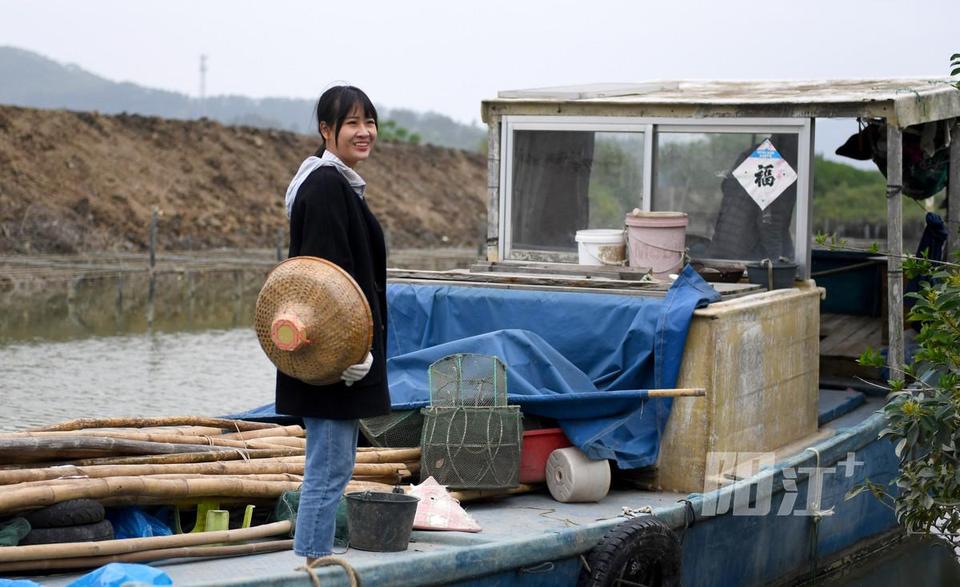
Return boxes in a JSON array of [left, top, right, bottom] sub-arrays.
[[284, 150, 366, 218], [341, 352, 374, 386]]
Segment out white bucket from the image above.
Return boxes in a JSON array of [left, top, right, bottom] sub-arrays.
[[574, 229, 626, 266]]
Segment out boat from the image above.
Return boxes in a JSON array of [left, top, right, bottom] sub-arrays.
[[25, 78, 960, 586]]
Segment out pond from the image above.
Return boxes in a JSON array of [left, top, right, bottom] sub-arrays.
[[0, 327, 274, 431]]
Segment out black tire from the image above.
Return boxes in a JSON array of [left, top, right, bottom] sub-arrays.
[[23, 499, 105, 529], [19, 519, 114, 546], [578, 516, 681, 587]]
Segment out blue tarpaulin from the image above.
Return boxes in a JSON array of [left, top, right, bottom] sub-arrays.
[[231, 266, 719, 469], [384, 265, 718, 468]]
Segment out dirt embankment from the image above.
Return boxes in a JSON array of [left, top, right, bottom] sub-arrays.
[[0, 105, 487, 254]]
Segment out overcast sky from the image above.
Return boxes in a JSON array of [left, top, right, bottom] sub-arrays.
[[2, 0, 958, 125]]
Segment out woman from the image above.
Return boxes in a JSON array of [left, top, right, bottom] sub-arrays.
[[277, 85, 390, 562]]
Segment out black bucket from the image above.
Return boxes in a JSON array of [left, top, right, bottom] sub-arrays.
[[746, 259, 797, 290], [345, 491, 420, 552]]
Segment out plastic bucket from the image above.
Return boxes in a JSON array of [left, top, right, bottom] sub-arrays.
[[345, 491, 420, 552], [519, 428, 572, 484], [746, 259, 797, 290], [574, 229, 626, 266], [624, 212, 688, 277]]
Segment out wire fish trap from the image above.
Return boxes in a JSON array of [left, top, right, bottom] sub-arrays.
[[429, 353, 508, 407], [360, 410, 424, 448], [420, 406, 522, 489]]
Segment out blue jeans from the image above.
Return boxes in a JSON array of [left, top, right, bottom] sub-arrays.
[[294, 417, 359, 558]]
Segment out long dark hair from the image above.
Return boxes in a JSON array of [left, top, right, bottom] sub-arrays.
[[315, 86, 378, 153]]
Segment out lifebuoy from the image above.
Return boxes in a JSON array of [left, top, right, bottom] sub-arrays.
[[578, 516, 682, 587]]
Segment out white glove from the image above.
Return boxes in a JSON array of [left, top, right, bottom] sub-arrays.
[[341, 352, 374, 386]]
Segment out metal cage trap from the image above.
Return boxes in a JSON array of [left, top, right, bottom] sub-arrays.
[[421, 354, 521, 489]]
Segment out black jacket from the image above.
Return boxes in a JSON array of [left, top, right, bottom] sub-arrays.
[[274, 166, 391, 420]]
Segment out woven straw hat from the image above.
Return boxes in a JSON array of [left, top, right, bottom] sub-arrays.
[[255, 256, 373, 385]]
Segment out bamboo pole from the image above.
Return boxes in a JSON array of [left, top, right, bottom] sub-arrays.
[[449, 484, 536, 503], [0, 430, 259, 449], [0, 437, 235, 465], [0, 460, 308, 485], [354, 448, 421, 463], [244, 436, 306, 448], [646, 388, 707, 398], [31, 417, 278, 433], [244, 440, 306, 452], [0, 540, 295, 573], [59, 447, 302, 467], [219, 425, 305, 441], [0, 477, 303, 515], [0, 426, 229, 439], [11, 473, 305, 491], [0, 520, 292, 563]]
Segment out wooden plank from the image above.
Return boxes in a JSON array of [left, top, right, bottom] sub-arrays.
[[949, 120, 960, 258], [886, 124, 905, 376], [471, 261, 653, 280], [832, 319, 883, 359]]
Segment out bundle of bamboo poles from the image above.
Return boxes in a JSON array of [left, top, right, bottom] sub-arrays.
[[0, 416, 422, 571], [0, 416, 422, 517]]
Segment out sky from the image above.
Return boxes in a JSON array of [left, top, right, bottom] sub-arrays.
[[2, 0, 958, 126]]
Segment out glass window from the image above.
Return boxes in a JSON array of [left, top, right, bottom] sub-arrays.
[[509, 130, 644, 261], [654, 132, 799, 262]]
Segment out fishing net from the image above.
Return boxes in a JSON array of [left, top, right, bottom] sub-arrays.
[[359, 410, 424, 448], [420, 406, 522, 489], [429, 353, 508, 407], [421, 354, 520, 489]]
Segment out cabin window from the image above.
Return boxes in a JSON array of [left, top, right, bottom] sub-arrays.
[[507, 130, 645, 262], [500, 116, 812, 275], [653, 131, 799, 262]]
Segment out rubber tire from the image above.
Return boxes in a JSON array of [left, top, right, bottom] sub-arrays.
[[23, 499, 105, 529], [19, 519, 114, 546], [578, 516, 681, 587]]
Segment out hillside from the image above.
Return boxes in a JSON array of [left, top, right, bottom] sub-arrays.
[[0, 46, 485, 150], [0, 104, 487, 254]]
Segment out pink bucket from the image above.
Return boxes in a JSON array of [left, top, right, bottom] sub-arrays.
[[624, 212, 688, 277]]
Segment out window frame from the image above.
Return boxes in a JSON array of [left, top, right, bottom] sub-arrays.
[[499, 115, 814, 278]]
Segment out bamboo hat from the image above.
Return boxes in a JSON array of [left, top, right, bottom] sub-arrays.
[[255, 256, 373, 385]]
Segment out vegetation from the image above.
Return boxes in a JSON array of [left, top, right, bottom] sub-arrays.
[[847, 251, 960, 549], [377, 120, 421, 145], [813, 156, 934, 229]]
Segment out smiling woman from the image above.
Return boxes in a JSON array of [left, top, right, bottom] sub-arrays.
[[276, 85, 392, 564]]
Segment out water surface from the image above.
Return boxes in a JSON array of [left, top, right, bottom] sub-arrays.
[[0, 328, 275, 431]]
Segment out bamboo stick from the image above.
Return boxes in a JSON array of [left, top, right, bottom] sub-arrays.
[[0, 477, 303, 515], [354, 448, 421, 463], [646, 388, 707, 398], [0, 437, 235, 465], [0, 459, 307, 486], [245, 436, 306, 448], [219, 425, 305, 441], [58, 447, 302, 467], [344, 480, 395, 493], [0, 430, 258, 449], [0, 540, 295, 572], [0, 426, 230, 440], [449, 484, 536, 502], [31, 417, 278, 433], [0, 520, 292, 563], [244, 440, 306, 452]]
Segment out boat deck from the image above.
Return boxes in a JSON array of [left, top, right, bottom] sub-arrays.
[[819, 313, 884, 381], [36, 391, 882, 587]]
